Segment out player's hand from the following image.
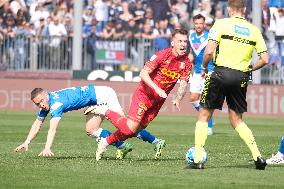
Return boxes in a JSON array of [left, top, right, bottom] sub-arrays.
[[38, 148, 54, 157], [14, 143, 29, 152], [172, 99, 181, 111], [201, 69, 207, 78], [154, 87, 167, 98]]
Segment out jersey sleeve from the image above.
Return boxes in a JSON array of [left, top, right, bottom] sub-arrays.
[[37, 109, 49, 121], [50, 102, 63, 120], [208, 20, 223, 44], [180, 59, 192, 82], [255, 29, 267, 55], [144, 51, 164, 71]]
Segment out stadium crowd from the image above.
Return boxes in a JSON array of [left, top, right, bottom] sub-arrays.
[[0, 0, 283, 71]]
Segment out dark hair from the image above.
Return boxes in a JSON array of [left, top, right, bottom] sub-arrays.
[[193, 14, 205, 21], [172, 28, 188, 37], [31, 88, 43, 100], [228, 0, 245, 10]]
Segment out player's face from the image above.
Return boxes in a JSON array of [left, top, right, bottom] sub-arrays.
[[172, 33, 188, 56], [193, 18, 205, 34], [32, 92, 50, 111]]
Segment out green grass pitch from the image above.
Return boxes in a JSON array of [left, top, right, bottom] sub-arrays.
[[0, 111, 284, 189]]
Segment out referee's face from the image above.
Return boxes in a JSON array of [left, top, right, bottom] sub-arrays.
[[193, 18, 205, 35]]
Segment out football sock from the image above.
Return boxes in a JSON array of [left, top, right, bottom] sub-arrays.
[[235, 122, 261, 161], [136, 130, 156, 144], [278, 133, 284, 155], [194, 121, 208, 163], [192, 100, 200, 111], [106, 129, 134, 144], [91, 128, 125, 149], [208, 117, 213, 129], [106, 109, 126, 129]]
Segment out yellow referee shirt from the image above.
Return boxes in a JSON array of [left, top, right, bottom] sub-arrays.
[[208, 16, 267, 72]]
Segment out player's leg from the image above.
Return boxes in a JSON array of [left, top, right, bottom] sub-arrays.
[[139, 102, 166, 160], [190, 73, 214, 135], [267, 133, 284, 164], [85, 113, 126, 149]]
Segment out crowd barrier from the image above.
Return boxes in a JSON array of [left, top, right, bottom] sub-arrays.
[[0, 36, 283, 84]]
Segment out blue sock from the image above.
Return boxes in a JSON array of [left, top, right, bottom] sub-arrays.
[[279, 134, 284, 154], [192, 101, 200, 111], [97, 129, 125, 149], [208, 117, 213, 128], [136, 129, 156, 144]]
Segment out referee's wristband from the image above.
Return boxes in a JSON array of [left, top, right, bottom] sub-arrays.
[[24, 139, 31, 145]]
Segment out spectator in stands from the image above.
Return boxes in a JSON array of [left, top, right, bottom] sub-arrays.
[[101, 21, 115, 39], [217, 0, 228, 17], [153, 19, 172, 51], [94, 0, 108, 33], [141, 23, 155, 62], [48, 16, 67, 69], [147, 0, 171, 22], [14, 19, 29, 70], [0, 2, 14, 23], [82, 5, 94, 25], [273, 8, 284, 66], [108, 0, 123, 22], [63, 15, 73, 37], [142, 7, 155, 29], [174, 0, 189, 30], [113, 19, 126, 39], [132, 0, 145, 25], [10, 0, 27, 18], [119, 1, 134, 23], [193, 1, 209, 18], [30, 3, 50, 29]]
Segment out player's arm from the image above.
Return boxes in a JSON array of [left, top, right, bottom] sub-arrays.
[[201, 40, 217, 77], [38, 118, 60, 157], [140, 66, 167, 98], [14, 118, 43, 152], [173, 80, 188, 111]]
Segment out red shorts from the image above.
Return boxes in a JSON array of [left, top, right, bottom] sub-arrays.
[[127, 88, 166, 128]]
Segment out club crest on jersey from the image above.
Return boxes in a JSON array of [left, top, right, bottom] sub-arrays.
[[180, 62, 185, 69]]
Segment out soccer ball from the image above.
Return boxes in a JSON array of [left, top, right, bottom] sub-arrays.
[[186, 147, 208, 165]]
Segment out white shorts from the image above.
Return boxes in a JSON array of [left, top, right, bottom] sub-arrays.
[[189, 72, 205, 94], [94, 86, 123, 112]]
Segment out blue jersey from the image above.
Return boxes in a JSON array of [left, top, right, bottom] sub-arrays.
[[38, 84, 97, 120], [189, 30, 214, 74]]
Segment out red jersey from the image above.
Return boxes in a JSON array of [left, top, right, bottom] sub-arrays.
[[138, 48, 192, 98]]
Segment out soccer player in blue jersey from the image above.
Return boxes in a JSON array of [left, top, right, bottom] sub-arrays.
[[14, 84, 165, 158], [188, 14, 215, 135], [267, 134, 284, 165]]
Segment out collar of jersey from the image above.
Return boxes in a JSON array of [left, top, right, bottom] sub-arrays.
[[233, 16, 246, 20]]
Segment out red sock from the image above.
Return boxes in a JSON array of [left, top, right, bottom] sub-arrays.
[[106, 110, 125, 129], [107, 130, 130, 144]]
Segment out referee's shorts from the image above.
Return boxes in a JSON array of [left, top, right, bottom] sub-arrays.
[[200, 66, 250, 113]]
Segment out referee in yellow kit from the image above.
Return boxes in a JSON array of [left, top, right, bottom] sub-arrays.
[[190, 0, 269, 170]]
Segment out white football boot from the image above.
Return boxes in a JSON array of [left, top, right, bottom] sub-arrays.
[[84, 103, 108, 116], [96, 138, 109, 161], [266, 154, 284, 165]]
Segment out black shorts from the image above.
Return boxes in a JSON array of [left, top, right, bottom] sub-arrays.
[[200, 66, 250, 113]]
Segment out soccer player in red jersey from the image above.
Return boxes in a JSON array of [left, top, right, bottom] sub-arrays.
[[85, 29, 192, 161]]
